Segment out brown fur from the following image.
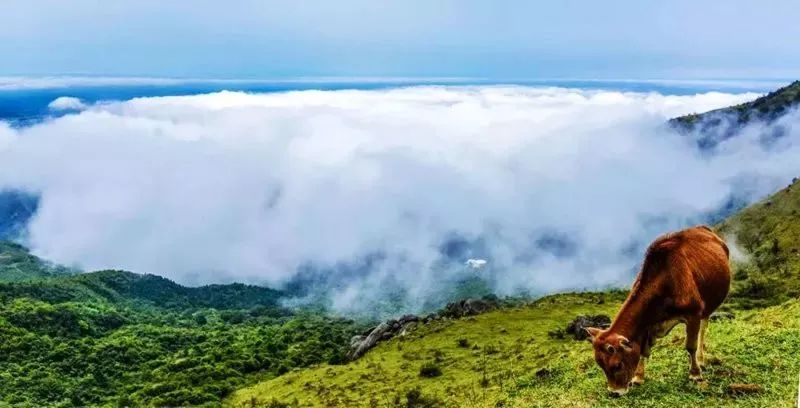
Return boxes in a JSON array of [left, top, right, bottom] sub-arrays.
[[586, 225, 731, 395]]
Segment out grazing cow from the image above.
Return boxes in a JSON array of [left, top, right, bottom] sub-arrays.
[[585, 225, 730, 396]]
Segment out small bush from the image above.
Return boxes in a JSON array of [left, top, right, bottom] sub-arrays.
[[419, 362, 442, 378], [456, 338, 469, 348], [547, 328, 566, 339], [394, 387, 444, 407], [264, 398, 292, 408]]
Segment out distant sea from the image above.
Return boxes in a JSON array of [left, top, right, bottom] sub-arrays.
[[0, 77, 787, 127]]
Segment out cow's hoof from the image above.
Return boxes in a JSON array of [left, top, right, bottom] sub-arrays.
[[689, 373, 704, 382], [631, 376, 645, 386]]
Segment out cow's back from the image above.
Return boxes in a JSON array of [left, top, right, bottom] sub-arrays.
[[645, 226, 731, 318]]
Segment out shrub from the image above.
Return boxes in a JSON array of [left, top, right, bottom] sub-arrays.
[[264, 398, 292, 408], [456, 338, 469, 348], [392, 387, 444, 407], [418, 362, 442, 378]]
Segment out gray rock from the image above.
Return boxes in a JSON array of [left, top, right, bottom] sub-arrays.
[[566, 314, 611, 340], [347, 321, 394, 360], [399, 314, 420, 325], [349, 335, 366, 348], [710, 311, 735, 321]]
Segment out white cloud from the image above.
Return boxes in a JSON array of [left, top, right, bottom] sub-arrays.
[[0, 86, 797, 315], [48, 96, 88, 111]]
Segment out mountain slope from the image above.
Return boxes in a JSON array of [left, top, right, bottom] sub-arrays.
[[0, 241, 75, 282], [228, 177, 800, 407], [669, 80, 800, 148], [717, 177, 800, 307]]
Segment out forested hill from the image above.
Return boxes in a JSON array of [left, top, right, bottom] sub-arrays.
[[0, 242, 285, 311], [669, 80, 800, 148], [0, 242, 364, 407]]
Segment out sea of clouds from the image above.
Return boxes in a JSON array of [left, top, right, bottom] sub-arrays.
[[0, 86, 798, 315]]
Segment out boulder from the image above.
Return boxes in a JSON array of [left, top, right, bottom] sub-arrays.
[[349, 334, 366, 348], [710, 311, 735, 321], [440, 298, 496, 318], [398, 314, 420, 325], [566, 314, 611, 340], [347, 321, 394, 360]]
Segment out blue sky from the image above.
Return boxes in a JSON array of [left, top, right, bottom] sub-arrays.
[[3, 0, 800, 79]]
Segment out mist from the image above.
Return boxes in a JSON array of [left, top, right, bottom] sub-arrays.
[[0, 86, 797, 315]]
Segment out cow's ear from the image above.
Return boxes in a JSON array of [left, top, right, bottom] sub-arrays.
[[619, 336, 632, 352], [585, 327, 602, 342]]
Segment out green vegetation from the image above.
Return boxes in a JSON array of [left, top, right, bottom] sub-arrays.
[[0, 249, 365, 407], [0, 241, 75, 282], [719, 177, 800, 308]]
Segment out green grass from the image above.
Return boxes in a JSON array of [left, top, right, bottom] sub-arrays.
[[227, 294, 800, 408], [718, 178, 800, 307]]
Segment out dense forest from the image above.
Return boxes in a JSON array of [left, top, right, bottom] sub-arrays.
[[0, 246, 365, 407]]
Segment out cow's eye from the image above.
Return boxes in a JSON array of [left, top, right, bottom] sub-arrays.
[[605, 344, 615, 354]]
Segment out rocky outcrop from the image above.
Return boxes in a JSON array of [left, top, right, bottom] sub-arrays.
[[346, 297, 499, 361], [565, 314, 611, 340], [710, 311, 735, 321], [440, 298, 496, 318]]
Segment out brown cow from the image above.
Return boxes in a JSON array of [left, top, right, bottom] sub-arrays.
[[585, 225, 730, 396]]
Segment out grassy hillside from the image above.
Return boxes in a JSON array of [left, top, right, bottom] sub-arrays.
[[228, 294, 799, 408], [719, 177, 800, 308], [229, 178, 800, 408]]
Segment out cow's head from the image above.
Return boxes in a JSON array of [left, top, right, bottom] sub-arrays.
[[585, 327, 640, 396]]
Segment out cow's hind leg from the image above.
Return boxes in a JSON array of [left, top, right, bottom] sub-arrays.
[[698, 318, 709, 367], [632, 357, 646, 385], [685, 317, 703, 381]]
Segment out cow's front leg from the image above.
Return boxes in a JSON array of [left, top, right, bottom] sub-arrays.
[[685, 317, 703, 381], [632, 357, 646, 385]]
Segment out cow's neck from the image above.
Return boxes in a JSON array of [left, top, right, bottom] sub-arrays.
[[608, 289, 658, 343]]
